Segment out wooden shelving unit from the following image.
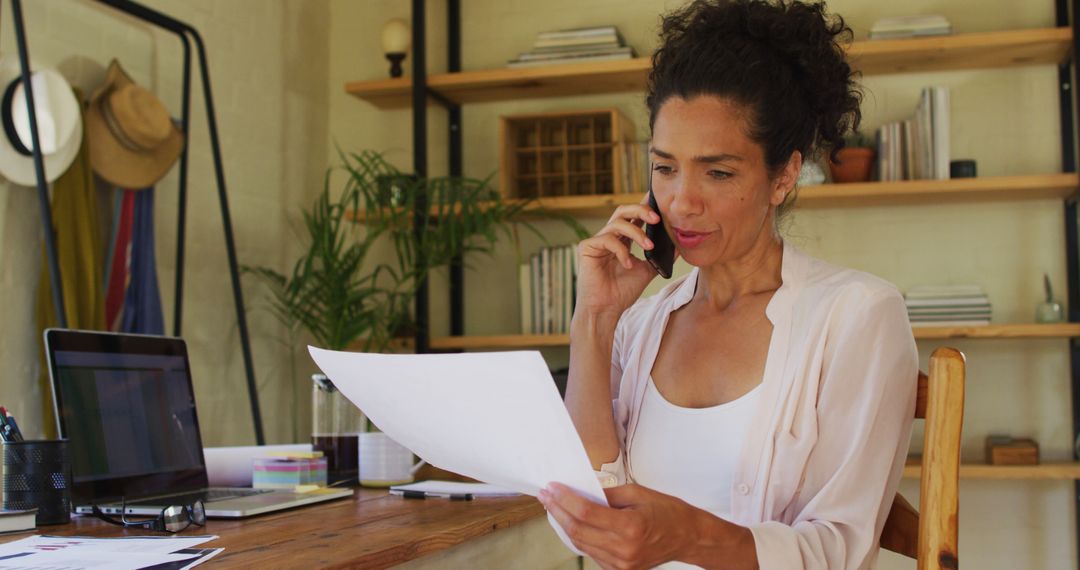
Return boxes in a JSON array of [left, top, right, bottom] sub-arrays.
[[428, 323, 1080, 350], [353, 173, 1079, 222], [346, 28, 1072, 109], [903, 461, 1080, 480]]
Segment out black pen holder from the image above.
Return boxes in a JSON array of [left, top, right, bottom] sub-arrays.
[[2, 439, 71, 525]]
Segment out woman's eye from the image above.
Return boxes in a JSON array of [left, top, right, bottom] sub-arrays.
[[652, 165, 673, 175], [709, 170, 732, 180]]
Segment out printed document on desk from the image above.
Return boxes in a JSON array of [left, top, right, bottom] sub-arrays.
[[307, 347, 606, 506], [0, 535, 216, 569]]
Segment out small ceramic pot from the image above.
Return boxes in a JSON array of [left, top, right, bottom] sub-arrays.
[[829, 148, 876, 183]]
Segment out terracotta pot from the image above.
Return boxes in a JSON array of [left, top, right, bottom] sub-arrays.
[[829, 147, 876, 183]]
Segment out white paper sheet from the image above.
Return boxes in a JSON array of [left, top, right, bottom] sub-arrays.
[[0, 535, 217, 570], [307, 347, 606, 506]]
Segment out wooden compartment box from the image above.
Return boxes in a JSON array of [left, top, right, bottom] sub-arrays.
[[500, 109, 636, 199]]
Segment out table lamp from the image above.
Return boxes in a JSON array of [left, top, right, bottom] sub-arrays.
[[381, 18, 410, 78]]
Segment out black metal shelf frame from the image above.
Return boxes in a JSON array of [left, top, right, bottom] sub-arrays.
[[1061, 0, 1080, 564], [11, 0, 265, 444]]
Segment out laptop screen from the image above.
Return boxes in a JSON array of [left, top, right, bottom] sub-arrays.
[[45, 330, 209, 504]]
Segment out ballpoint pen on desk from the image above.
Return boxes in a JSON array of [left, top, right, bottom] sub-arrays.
[[398, 490, 474, 501]]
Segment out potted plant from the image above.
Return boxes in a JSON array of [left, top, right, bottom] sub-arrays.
[[829, 131, 876, 183], [245, 149, 578, 485]]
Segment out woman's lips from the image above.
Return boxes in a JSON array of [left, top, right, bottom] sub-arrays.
[[671, 226, 712, 249]]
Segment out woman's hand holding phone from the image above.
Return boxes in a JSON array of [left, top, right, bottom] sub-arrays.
[[574, 201, 663, 321]]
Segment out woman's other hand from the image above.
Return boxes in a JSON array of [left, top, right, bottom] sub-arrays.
[[575, 203, 662, 320], [539, 482, 701, 570]]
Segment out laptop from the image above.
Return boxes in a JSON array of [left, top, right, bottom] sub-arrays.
[[44, 329, 353, 517]]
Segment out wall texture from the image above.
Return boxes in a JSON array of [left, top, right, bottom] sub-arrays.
[[329, 0, 1073, 567], [0, 0, 330, 445]]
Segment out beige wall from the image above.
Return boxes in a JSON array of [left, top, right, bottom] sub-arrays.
[[331, 0, 1073, 567], [0, 0, 330, 445]]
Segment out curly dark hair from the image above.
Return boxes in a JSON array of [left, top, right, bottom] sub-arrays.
[[647, 0, 861, 193]]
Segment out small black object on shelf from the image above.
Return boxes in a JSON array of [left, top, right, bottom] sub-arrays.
[[949, 159, 977, 178]]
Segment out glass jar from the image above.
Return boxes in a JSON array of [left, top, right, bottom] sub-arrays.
[[311, 374, 365, 485]]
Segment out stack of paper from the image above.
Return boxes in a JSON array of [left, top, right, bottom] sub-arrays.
[[870, 15, 952, 39], [508, 26, 636, 68], [906, 284, 991, 327]]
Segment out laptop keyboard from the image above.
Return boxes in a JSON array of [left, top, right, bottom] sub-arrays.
[[127, 488, 272, 507]]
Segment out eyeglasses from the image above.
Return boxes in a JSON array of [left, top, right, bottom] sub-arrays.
[[91, 498, 206, 533]]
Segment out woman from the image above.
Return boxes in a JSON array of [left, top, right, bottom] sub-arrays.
[[536, 1, 918, 568]]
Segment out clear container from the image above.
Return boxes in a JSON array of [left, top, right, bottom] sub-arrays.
[[311, 374, 365, 485]]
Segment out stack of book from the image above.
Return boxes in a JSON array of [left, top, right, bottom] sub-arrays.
[[520, 244, 578, 334], [508, 26, 635, 68], [905, 285, 991, 327], [877, 86, 950, 181], [869, 15, 952, 39]]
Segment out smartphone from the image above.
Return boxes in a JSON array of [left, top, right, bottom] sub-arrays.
[[644, 190, 675, 279]]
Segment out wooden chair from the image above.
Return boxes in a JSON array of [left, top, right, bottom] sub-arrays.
[[880, 347, 965, 570]]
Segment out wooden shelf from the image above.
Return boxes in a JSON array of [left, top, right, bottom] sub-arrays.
[[428, 323, 1080, 350], [350, 174, 1079, 222], [903, 461, 1080, 480], [912, 323, 1080, 339], [346, 28, 1072, 109]]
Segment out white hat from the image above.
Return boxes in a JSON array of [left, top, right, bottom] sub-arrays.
[[0, 54, 82, 186]]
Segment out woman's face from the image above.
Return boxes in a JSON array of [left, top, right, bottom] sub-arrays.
[[649, 95, 796, 269]]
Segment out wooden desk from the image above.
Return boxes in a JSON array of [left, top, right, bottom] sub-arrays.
[[0, 489, 576, 569]]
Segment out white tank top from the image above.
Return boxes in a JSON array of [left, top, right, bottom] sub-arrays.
[[628, 376, 761, 569]]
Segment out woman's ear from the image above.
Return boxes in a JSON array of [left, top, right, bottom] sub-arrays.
[[771, 150, 802, 206]]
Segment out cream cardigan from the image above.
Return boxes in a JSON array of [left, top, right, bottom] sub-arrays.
[[599, 242, 918, 569]]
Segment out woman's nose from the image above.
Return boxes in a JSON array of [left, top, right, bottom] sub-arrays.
[[666, 175, 703, 219]]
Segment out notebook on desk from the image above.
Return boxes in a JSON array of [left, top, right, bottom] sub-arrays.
[[44, 329, 353, 518]]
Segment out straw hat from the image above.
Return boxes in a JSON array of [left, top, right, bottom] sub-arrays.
[[0, 54, 83, 186], [86, 59, 183, 189]]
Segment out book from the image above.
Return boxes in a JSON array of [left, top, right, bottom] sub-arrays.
[[508, 51, 635, 68], [932, 87, 951, 180], [869, 15, 951, 39], [516, 46, 634, 62], [530, 254, 541, 334], [0, 508, 36, 534], [536, 26, 620, 40], [911, 319, 990, 327], [519, 263, 533, 334]]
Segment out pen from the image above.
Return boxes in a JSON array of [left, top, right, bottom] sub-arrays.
[[0, 408, 12, 443], [4, 412, 23, 442], [400, 490, 474, 501]]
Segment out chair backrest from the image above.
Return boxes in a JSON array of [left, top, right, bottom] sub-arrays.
[[879, 347, 965, 570]]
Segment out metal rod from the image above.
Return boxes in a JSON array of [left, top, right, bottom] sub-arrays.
[[93, 0, 264, 445], [448, 0, 464, 338], [173, 35, 193, 336], [412, 0, 429, 354], [11, 0, 67, 328]]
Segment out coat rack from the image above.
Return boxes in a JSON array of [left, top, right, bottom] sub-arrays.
[[11, 0, 265, 444]]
